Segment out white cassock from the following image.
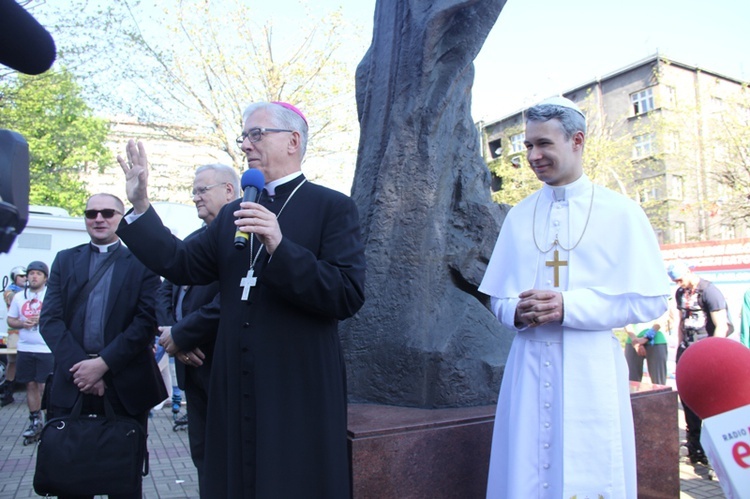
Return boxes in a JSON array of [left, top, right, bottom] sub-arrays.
[[479, 175, 669, 499]]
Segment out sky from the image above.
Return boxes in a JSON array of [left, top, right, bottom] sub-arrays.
[[35, 0, 750, 125], [289, 0, 750, 123]]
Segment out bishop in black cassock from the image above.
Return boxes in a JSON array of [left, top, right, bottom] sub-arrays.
[[117, 102, 366, 498]]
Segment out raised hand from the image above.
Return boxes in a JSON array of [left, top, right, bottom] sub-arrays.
[[117, 139, 151, 214]]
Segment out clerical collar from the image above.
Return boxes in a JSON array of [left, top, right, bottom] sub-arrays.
[[90, 240, 121, 253], [264, 172, 304, 197], [543, 174, 591, 202]]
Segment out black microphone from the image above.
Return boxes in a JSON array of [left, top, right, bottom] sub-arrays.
[[0, 0, 57, 75], [234, 168, 266, 249]]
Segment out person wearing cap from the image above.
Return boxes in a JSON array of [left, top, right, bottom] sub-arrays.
[[7, 260, 51, 440], [480, 97, 669, 498], [1, 265, 27, 406], [117, 101, 366, 498], [39, 193, 167, 498], [668, 260, 731, 464]]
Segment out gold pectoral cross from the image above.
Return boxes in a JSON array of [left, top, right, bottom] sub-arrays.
[[546, 249, 568, 287]]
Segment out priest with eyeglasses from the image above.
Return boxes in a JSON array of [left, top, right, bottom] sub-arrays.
[[479, 97, 669, 498], [117, 102, 366, 498]]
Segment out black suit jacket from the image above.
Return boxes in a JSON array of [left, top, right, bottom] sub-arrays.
[[40, 242, 167, 416], [156, 275, 220, 388]]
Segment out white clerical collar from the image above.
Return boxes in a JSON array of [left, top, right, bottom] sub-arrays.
[[542, 174, 591, 202], [264, 172, 304, 196], [91, 240, 121, 253]]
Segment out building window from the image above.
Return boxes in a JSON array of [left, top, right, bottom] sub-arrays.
[[510, 133, 525, 154], [631, 87, 655, 115], [639, 186, 662, 203], [673, 222, 686, 244], [720, 224, 736, 240], [711, 96, 725, 113], [662, 85, 677, 108], [654, 229, 665, 245], [664, 131, 680, 154], [488, 138, 502, 159], [669, 175, 684, 200], [633, 133, 657, 159]]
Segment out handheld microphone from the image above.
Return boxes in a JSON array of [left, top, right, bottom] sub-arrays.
[[234, 168, 265, 250], [676, 337, 750, 496]]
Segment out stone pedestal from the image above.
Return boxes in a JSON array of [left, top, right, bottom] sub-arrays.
[[348, 404, 494, 499], [348, 384, 678, 498], [629, 382, 680, 499]]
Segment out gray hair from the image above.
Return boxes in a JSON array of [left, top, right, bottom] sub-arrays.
[[241, 102, 309, 159], [195, 163, 240, 198], [526, 104, 587, 140]]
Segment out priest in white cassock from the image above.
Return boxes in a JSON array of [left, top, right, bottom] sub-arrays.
[[479, 97, 669, 499]]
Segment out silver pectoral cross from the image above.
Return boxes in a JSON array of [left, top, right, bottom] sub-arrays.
[[240, 268, 257, 301]]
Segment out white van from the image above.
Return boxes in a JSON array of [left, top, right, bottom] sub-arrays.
[[0, 203, 201, 384]]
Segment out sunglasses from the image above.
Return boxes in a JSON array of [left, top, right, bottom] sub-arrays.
[[84, 209, 122, 220]]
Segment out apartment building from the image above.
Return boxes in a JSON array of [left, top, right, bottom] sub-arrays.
[[480, 54, 749, 244]]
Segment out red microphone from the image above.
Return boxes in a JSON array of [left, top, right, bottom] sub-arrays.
[[676, 337, 750, 497]]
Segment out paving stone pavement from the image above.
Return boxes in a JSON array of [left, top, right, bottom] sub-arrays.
[[0, 387, 199, 498], [678, 404, 726, 499], [0, 385, 730, 498]]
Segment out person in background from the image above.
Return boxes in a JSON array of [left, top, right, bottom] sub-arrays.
[[740, 287, 750, 348], [624, 316, 669, 385], [7, 261, 51, 440], [1, 265, 27, 406], [668, 260, 731, 465], [39, 193, 167, 499], [479, 96, 668, 498], [156, 162, 239, 494]]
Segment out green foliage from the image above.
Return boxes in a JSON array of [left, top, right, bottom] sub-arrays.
[[38, 0, 365, 180], [488, 155, 539, 206], [486, 92, 645, 207], [705, 92, 750, 225], [0, 68, 111, 215], [486, 124, 538, 205]]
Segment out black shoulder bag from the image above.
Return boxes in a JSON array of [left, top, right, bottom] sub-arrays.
[[33, 394, 148, 496]]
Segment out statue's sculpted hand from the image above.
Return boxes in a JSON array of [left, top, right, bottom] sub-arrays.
[[116, 139, 151, 214]]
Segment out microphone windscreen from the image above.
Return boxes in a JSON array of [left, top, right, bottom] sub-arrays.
[[676, 337, 750, 419], [241, 168, 265, 191], [0, 0, 56, 75]]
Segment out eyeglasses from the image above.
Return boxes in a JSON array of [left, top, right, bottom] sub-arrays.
[[191, 183, 226, 197], [235, 127, 293, 146], [84, 209, 122, 220]]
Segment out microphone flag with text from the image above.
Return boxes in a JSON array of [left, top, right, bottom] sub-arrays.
[[676, 336, 750, 498], [234, 168, 265, 249]]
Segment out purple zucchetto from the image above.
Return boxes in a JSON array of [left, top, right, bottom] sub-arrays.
[[272, 101, 307, 125]]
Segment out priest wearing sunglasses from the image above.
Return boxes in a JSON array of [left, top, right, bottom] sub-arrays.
[[39, 193, 167, 498]]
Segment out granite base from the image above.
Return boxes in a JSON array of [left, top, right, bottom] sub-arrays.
[[348, 384, 678, 498]]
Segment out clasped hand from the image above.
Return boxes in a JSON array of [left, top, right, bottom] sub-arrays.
[[158, 326, 205, 367], [70, 357, 108, 396], [515, 289, 564, 328]]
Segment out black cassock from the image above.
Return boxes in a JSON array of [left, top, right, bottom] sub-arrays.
[[119, 175, 366, 498]]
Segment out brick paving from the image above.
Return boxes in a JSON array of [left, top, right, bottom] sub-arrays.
[[0, 385, 729, 498], [0, 387, 198, 498]]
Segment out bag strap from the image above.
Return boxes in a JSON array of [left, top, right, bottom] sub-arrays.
[[69, 393, 117, 421], [70, 249, 125, 316]]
